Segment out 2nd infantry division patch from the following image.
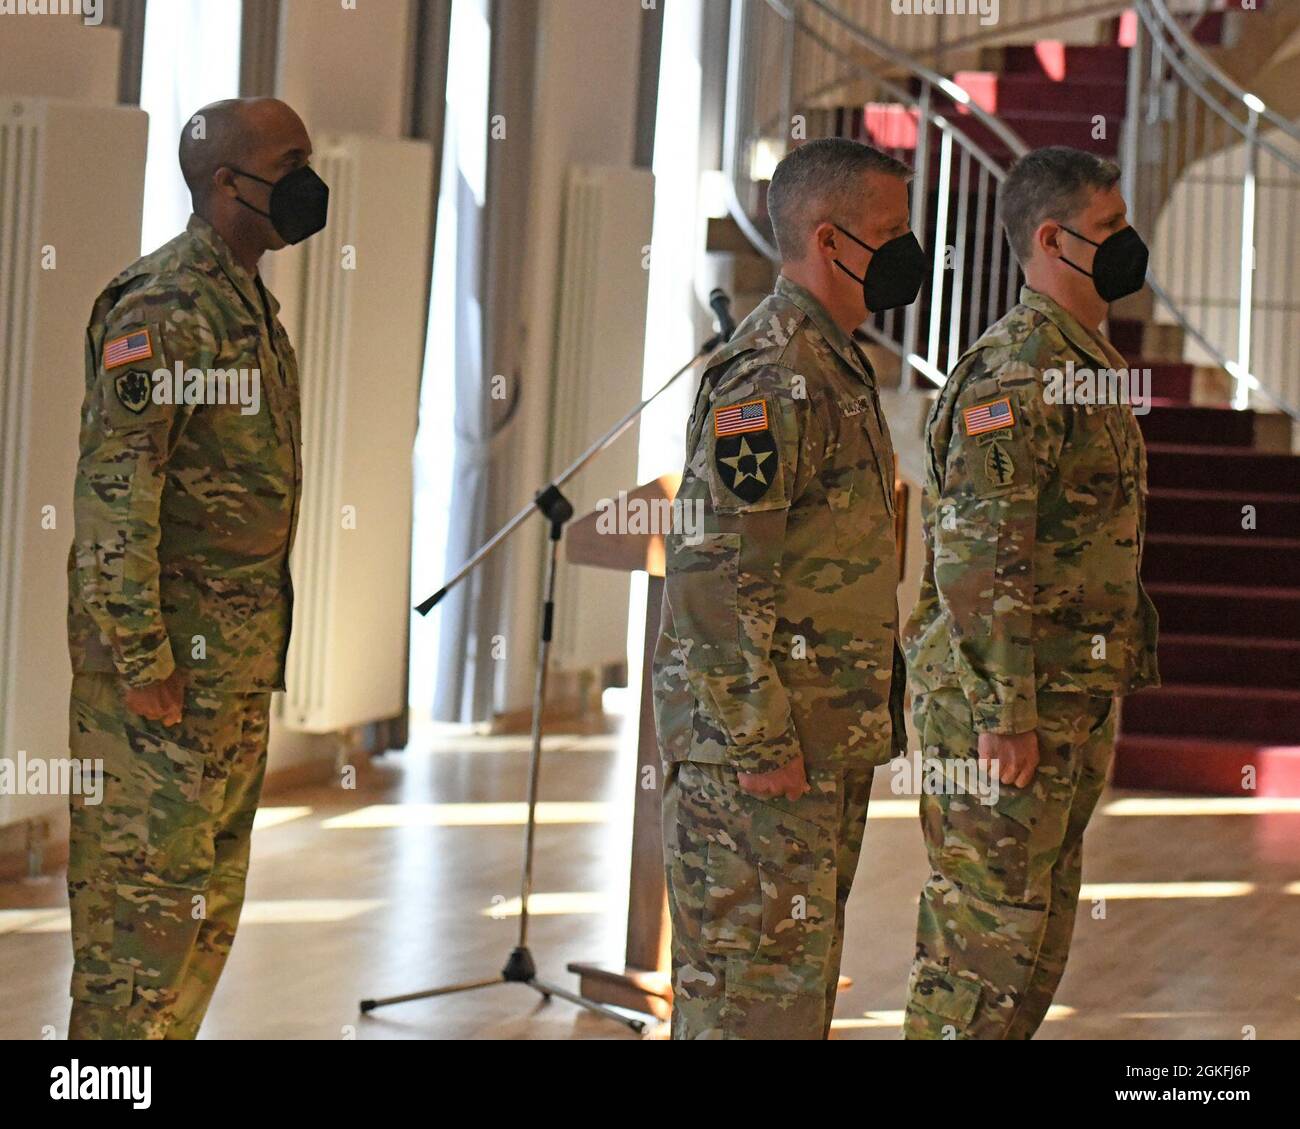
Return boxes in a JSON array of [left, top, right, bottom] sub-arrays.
[[714, 398, 777, 503]]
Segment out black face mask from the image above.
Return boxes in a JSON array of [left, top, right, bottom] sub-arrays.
[[1058, 223, 1149, 302], [832, 223, 927, 312], [230, 165, 330, 244]]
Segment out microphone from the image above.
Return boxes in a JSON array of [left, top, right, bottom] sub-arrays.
[[709, 288, 736, 342]]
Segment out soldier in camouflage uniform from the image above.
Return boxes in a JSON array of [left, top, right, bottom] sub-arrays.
[[903, 147, 1160, 1039], [653, 139, 926, 1039], [65, 98, 325, 1039]]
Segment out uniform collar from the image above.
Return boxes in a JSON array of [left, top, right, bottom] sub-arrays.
[[185, 214, 279, 319], [1019, 285, 1126, 372], [775, 274, 874, 384]]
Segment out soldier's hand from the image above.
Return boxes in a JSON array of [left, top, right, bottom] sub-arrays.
[[124, 668, 187, 728], [978, 730, 1039, 788], [737, 753, 809, 801]]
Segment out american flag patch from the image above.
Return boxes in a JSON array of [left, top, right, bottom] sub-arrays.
[[962, 396, 1015, 436], [714, 398, 769, 437], [103, 328, 154, 370]]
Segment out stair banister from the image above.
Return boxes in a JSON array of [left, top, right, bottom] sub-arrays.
[[1131, 0, 1300, 422]]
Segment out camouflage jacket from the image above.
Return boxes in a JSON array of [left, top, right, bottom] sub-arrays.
[[904, 285, 1160, 734], [652, 274, 907, 775], [67, 214, 302, 692]]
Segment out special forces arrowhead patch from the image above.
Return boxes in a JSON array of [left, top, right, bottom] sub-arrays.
[[715, 431, 778, 503], [984, 440, 1015, 487], [114, 369, 152, 414]]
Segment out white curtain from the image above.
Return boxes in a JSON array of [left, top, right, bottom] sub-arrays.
[[410, 0, 492, 723]]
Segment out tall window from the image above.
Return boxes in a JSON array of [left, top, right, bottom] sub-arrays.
[[138, 0, 242, 254], [408, 0, 492, 723], [616, 0, 709, 712]]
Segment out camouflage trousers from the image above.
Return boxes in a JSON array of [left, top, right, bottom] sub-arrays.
[[662, 758, 875, 1039], [66, 672, 270, 1039], [904, 687, 1116, 1039]]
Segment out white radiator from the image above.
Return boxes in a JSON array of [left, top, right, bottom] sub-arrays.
[[548, 165, 654, 674], [0, 98, 147, 829], [266, 134, 433, 733]]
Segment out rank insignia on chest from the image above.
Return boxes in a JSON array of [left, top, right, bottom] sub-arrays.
[[962, 395, 1015, 436], [114, 369, 152, 414], [713, 397, 769, 437], [715, 428, 778, 503]]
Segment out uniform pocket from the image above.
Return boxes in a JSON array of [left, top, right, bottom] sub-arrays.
[[919, 693, 1034, 901], [1060, 407, 1126, 534], [825, 458, 891, 554], [664, 531, 742, 667], [675, 762, 831, 956], [118, 723, 211, 883]]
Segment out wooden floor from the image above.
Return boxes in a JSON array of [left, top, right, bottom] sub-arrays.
[[2, 711, 1299, 1040]]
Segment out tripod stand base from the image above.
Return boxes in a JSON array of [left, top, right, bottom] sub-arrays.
[[359, 947, 647, 1033]]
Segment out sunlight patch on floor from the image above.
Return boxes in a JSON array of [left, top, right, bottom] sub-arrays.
[[322, 802, 611, 829]]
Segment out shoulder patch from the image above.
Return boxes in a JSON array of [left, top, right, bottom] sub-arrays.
[[103, 328, 154, 371], [714, 397, 769, 437], [114, 368, 153, 414], [962, 396, 1015, 437], [984, 440, 1015, 487], [714, 427, 778, 503]]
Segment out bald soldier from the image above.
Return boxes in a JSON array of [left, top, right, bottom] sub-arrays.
[[65, 98, 326, 1039], [903, 147, 1159, 1039], [653, 138, 927, 1039]]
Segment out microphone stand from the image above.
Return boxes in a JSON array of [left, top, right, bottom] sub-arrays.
[[359, 293, 737, 1035]]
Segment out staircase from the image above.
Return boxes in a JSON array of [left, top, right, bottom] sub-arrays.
[[722, 0, 1300, 795], [1113, 321, 1300, 796]]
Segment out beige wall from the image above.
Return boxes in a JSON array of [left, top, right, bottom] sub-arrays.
[[0, 15, 120, 104], [277, 0, 413, 137]]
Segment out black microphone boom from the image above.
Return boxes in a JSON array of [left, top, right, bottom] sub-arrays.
[[709, 287, 736, 342]]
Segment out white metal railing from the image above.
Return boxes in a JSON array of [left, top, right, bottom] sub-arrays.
[[726, 0, 1035, 387], [725, 0, 1299, 414], [1125, 0, 1300, 419], [787, 0, 1132, 70]]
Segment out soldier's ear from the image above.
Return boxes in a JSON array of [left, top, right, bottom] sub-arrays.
[[211, 166, 238, 198], [1038, 220, 1063, 259]]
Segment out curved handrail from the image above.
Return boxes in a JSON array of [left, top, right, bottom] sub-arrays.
[[725, 0, 1033, 386], [1133, 0, 1300, 420], [793, 0, 1028, 159], [1146, 0, 1300, 146]]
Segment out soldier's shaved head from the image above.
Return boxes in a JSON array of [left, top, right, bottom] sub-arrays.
[[178, 98, 310, 214]]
